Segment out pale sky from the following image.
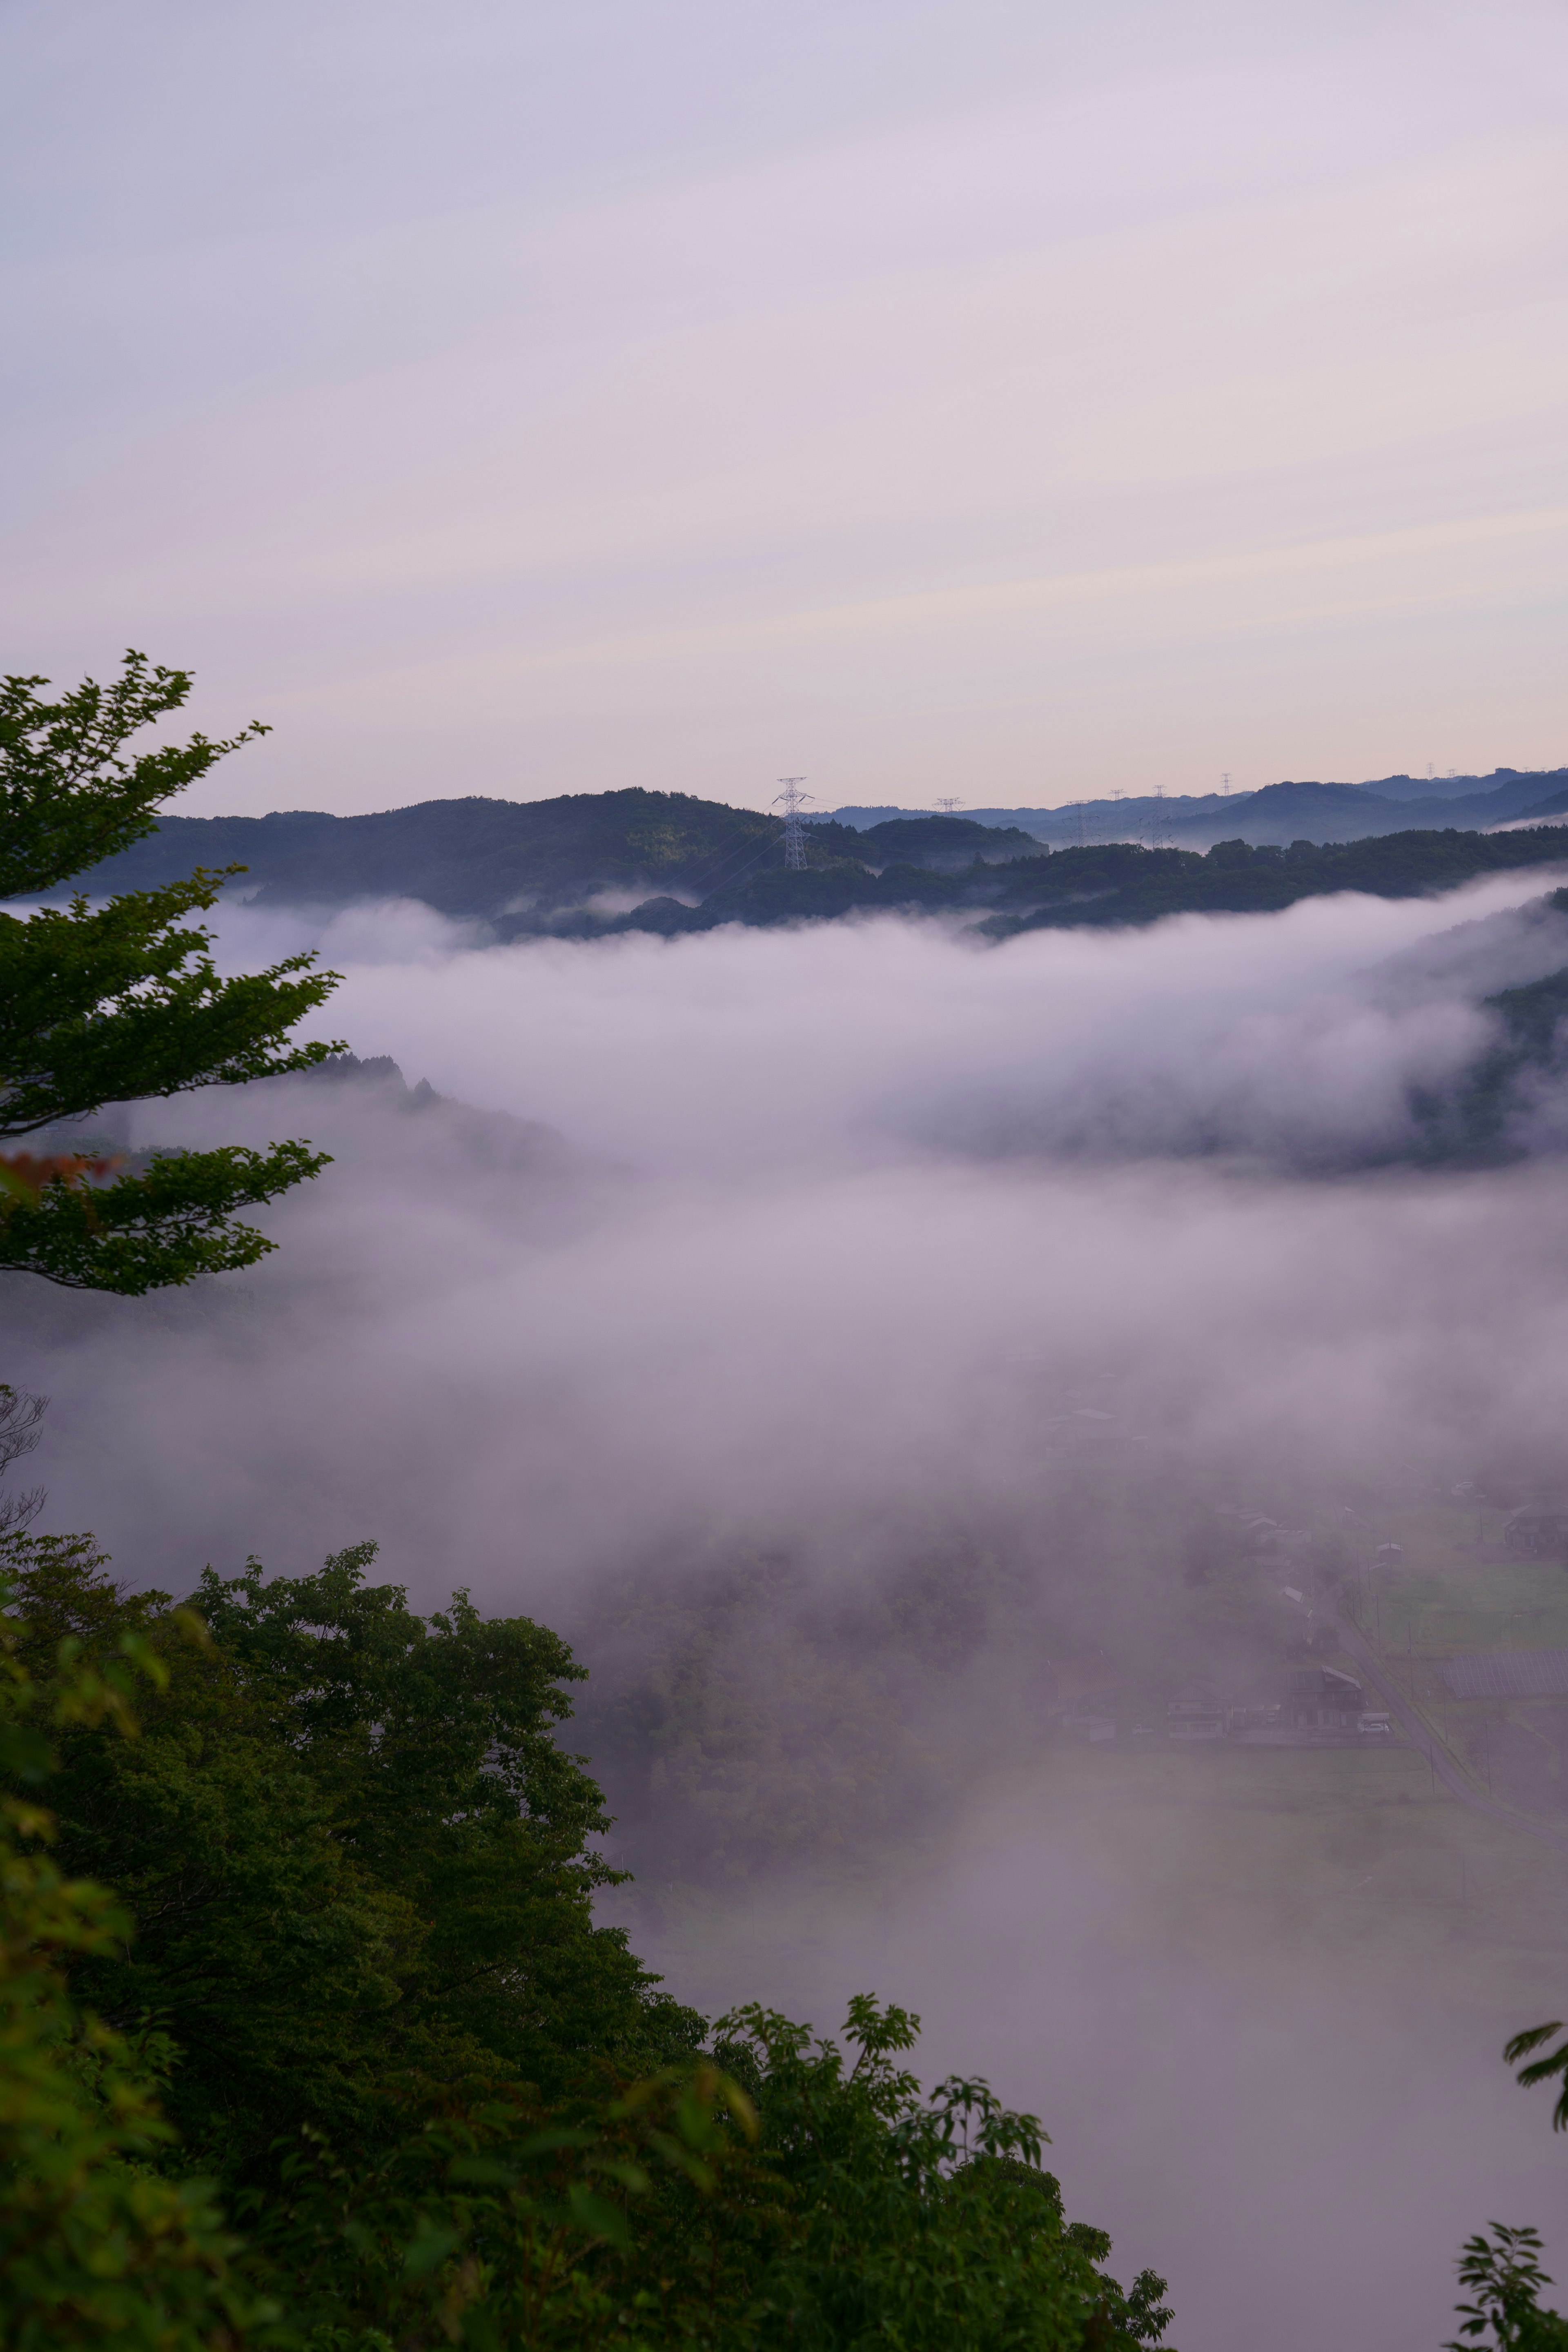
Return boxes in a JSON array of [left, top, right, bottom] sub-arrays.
[[4, 0, 1567, 815]]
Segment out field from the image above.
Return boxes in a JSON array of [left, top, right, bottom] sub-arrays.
[[1341, 1499, 1568, 1819]]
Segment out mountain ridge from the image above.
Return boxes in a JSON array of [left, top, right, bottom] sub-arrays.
[[827, 768, 1568, 845], [20, 784, 1568, 941]]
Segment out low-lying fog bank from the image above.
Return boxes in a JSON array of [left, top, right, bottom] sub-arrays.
[[11, 877, 1568, 2349], [196, 864, 1568, 1175]]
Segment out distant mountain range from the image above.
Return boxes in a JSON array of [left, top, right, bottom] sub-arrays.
[[828, 768, 1568, 847]]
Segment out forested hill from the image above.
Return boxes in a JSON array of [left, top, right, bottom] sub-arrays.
[[46, 791, 787, 917], [969, 829, 1568, 940], [648, 825, 1568, 939], [38, 785, 1568, 942], [48, 780, 1568, 934], [41, 790, 1041, 918]]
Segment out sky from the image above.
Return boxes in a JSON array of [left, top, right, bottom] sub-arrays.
[[4, 0, 1568, 814]]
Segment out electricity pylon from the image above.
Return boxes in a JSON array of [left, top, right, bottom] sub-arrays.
[[774, 777, 813, 870]]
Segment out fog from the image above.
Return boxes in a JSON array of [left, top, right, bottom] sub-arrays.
[[11, 877, 1568, 2345], [207, 862, 1568, 1176]]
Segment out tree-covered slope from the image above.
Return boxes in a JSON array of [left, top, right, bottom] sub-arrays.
[[47, 782, 1568, 944], [0, 1532, 1174, 2351], [53, 798, 1047, 918], [586, 824, 1568, 939], [43, 791, 789, 918], [976, 826, 1568, 936]]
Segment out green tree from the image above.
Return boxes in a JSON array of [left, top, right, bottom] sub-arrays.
[[0, 1567, 278, 2348], [1503, 2019, 1568, 2130], [711, 1995, 1172, 2350], [242, 1997, 1172, 2350], [1442, 2029, 1568, 2348], [0, 651, 343, 1292], [241, 2058, 780, 2349], [1448, 2226, 1568, 2350], [1, 1535, 1176, 2349], [5, 1536, 701, 2183]]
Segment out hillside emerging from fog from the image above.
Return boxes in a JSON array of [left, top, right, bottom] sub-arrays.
[[47, 784, 1568, 941]]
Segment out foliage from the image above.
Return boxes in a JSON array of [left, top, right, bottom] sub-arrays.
[[710, 1994, 1173, 2350], [1505, 2020, 1568, 2130], [0, 652, 343, 1292], [0, 1384, 47, 1539], [242, 2059, 779, 2350], [0, 1131, 332, 1295], [4, 1536, 700, 2183], [0, 653, 265, 899], [235, 1994, 1172, 2351], [0, 1566, 277, 2348], [1447, 2226, 1568, 2350], [0, 1530, 1174, 2349], [1443, 2029, 1568, 2348]]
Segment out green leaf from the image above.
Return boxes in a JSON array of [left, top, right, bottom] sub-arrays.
[[446, 2156, 519, 2187], [566, 2183, 632, 2246], [401, 2216, 463, 2278]]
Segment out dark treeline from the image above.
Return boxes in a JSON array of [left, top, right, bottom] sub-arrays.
[[672, 825, 1568, 938], [38, 767, 1568, 947]]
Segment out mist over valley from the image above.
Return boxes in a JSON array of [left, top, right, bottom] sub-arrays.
[[16, 869, 1568, 2344]]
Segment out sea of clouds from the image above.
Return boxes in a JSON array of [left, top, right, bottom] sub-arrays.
[[12, 873, 1568, 2349]]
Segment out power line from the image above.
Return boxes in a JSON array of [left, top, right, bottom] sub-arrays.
[[693, 826, 788, 899], [774, 777, 812, 872], [679, 806, 794, 896]]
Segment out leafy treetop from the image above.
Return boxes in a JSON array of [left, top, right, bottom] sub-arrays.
[[0, 652, 265, 900], [0, 652, 344, 1292]]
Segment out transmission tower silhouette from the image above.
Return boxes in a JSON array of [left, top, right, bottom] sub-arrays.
[[774, 777, 813, 871], [934, 796, 963, 815], [1149, 786, 1171, 849]]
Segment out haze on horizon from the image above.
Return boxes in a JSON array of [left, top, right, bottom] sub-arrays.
[[4, 0, 1567, 817]]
